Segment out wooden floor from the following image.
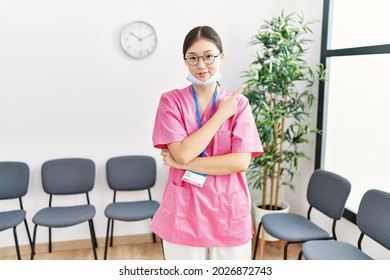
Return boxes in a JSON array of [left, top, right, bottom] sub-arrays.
[[0, 236, 302, 260]]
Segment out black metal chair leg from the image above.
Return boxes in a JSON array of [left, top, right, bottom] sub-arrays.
[[252, 221, 262, 260], [110, 220, 115, 247], [152, 232, 156, 243], [23, 218, 32, 248], [283, 241, 290, 260], [88, 220, 98, 260], [298, 250, 303, 260], [104, 218, 112, 260], [31, 225, 38, 260], [90, 219, 98, 248], [48, 227, 52, 253], [13, 227, 21, 260], [150, 217, 156, 243]]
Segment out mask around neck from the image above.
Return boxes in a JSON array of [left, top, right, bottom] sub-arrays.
[[186, 72, 222, 87]]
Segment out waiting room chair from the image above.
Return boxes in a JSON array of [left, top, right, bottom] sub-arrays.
[[103, 155, 160, 259], [299, 189, 390, 259], [252, 169, 351, 260], [30, 158, 98, 260], [0, 161, 32, 259]]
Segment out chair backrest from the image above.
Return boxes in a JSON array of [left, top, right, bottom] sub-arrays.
[[42, 158, 95, 195], [0, 161, 29, 200], [106, 155, 156, 191], [306, 169, 351, 220], [357, 189, 390, 250]]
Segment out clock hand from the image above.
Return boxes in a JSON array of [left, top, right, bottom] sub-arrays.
[[140, 33, 154, 40], [130, 32, 142, 41]]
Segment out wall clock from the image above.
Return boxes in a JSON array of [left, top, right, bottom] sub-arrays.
[[121, 20, 158, 59]]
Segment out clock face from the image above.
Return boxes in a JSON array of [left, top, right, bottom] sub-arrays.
[[121, 21, 158, 59]]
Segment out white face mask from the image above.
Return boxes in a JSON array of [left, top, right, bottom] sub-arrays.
[[186, 72, 222, 87]]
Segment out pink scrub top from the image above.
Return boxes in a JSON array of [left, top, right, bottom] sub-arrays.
[[152, 85, 263, 247]]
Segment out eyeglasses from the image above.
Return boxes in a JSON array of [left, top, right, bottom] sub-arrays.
[[185, 53, 221, 66]]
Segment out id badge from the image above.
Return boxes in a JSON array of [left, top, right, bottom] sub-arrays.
[[182, 170, 207, 187]]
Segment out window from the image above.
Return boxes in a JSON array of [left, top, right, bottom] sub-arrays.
[[330, 0, 390, 49], [316, 0, 390, 216]]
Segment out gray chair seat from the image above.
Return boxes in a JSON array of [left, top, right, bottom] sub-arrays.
[[0, 210, 26, 231], [262, 213, 330, 242], [33, 205, 96, 228], [302, 240, 373, 260], [105, 200, 160, 221]]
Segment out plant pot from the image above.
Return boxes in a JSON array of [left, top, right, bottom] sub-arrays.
[[252, 198, 290, 241]]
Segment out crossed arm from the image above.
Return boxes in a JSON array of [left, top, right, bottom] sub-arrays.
[[161, 87, 251, 176], [162, 149, 251, 176]]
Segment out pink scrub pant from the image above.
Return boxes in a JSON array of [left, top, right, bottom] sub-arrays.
[[162, 240, 252, 260]]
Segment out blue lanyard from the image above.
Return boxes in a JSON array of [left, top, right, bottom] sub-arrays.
[[191, 85, 218, 157]]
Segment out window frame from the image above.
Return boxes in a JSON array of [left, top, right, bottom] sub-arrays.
[[315, 0, 390, 222]]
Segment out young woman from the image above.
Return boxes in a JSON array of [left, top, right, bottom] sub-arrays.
[[152, 26, 263, 260]]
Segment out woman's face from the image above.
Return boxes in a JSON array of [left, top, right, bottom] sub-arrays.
[[184, 38, 224, 82]]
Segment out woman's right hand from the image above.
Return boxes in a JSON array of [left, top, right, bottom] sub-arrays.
[[216, 85, 243, 120], [161, 148, 186, 170]]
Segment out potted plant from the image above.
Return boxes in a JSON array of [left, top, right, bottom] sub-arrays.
[[242, 11, 325, 237]]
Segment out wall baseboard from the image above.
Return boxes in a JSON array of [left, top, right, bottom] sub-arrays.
[[0, 233, 158, 258]]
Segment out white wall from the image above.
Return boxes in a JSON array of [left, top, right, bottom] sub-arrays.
[[0, 0, 325, 250]]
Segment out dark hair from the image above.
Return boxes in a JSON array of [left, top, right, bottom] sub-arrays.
[[182, 26, 223, 59]]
